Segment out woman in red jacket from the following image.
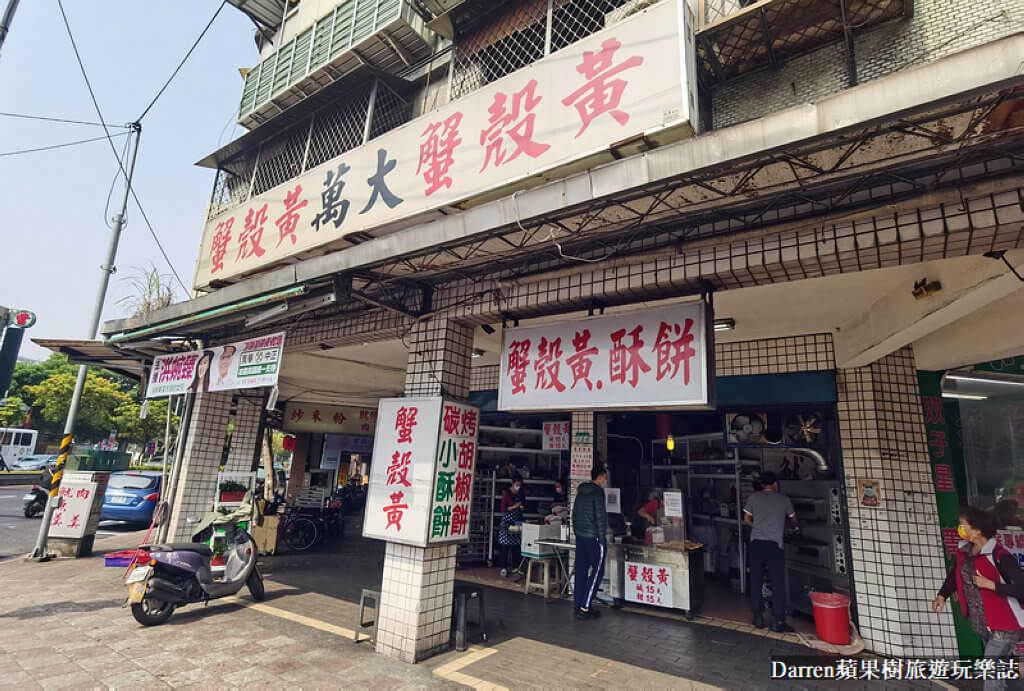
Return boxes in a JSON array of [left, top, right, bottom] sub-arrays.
[[934, 505, 1024, 679]]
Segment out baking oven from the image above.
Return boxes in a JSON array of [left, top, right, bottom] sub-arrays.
[[780, 480, 851, 616]]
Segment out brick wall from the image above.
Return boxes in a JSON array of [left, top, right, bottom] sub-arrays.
[[713, 0, 1024, 128]]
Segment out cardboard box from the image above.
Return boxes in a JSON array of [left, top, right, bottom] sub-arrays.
[[252, 515, 280, 555]]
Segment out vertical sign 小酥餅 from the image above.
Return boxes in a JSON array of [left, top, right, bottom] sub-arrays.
[[428, 401, 480, 544]]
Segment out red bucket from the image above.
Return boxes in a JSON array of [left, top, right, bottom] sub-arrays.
[[809, 591, 850, 645]]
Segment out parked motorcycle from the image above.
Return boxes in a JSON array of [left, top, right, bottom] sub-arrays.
[[125, 524, 264, 626], [22, 484, 48, 518]]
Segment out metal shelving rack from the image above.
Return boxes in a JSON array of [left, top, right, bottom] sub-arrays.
[[456, 423, 565, 566], [649, 433, 760, 595]]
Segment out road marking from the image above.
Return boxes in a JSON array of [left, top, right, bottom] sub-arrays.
[[227, 596, 368, 641], [433, 646, 507, 691], [230, 593, 504, 690]]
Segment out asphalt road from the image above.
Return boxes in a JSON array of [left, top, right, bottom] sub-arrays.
[[0, 486, 142, 561]]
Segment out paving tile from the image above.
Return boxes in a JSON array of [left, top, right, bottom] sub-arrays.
[[38, 670, 100, 690], [101, 669, 170, 689], [221, 666, 283, 686]]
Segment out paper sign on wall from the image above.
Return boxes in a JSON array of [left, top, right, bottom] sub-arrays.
[[542, 421, 570, 451], [664, 490, 683, 519], [626, 561, 673, 608], [571, 445, 593, 481], [605, 487, 621, 514]]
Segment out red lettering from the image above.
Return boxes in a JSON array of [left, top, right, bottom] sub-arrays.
[[333, 411, 346, 425], [443, 405, 461, 435], [656, 567, 669, 585], [451, 505, 469, 536], [457, 441, 476, 470], [561, 38, 644, 139], [566, 329, 599, 391], [395, 406, 418, 444], [460, 409, 478, 436], [479, 78, 550, 171], [417, 112, 463, 196], [210, 218, 234, 274], [383, 491, 408, 532], [535, 337, 566, 392], [237, 204, 268, 262], [922, 396, 944, 425], [628, 564, 638, 582], [275, 184, 309, 247], [386, 451, 412, 487], [455, 472, 472, 502], [641, 567, 654, 584], [651, 319, 696, 384], [507, 339, 531, 395], [609, 325, 650, 388], [313, 409, 322, 423]]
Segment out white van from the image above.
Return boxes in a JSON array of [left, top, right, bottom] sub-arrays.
[[0, 427, 38, 463]]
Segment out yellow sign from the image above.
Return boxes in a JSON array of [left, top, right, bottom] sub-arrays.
[[283, 403, 378, 435], [127, 581, 147, 604]]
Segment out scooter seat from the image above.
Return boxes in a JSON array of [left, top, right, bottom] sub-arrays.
[[143, 543, 213, 557]]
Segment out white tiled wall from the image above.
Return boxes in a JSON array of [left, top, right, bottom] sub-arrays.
[[838, 348, 957, 656], [224, 395, 263, 472]]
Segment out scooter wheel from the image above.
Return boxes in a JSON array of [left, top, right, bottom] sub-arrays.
[[24, 504, 40, 518], [247, 569, 265, 602], [131, 599, 174, 626]]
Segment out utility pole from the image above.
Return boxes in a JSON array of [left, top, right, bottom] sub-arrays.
[[0, 0, 20, 56], [31, 122, 142, 560]]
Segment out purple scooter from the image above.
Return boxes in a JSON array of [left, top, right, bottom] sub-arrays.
[[125, 525, 264, 626]]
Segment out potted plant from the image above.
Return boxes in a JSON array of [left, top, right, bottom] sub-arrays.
[[218, 480, 248, 503]]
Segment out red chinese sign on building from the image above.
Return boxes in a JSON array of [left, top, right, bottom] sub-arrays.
[[195, 0, 692, 289], [542, 421, 570, 451], [363, 397, 480, 547], [499, 303, 711, 411], [625, 560, 673, 608]]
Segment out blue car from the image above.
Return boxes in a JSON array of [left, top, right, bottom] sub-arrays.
[[100, 471, 162, 524]]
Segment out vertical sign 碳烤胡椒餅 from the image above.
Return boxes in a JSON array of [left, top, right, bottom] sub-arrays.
[[428, 401, 480, 544]]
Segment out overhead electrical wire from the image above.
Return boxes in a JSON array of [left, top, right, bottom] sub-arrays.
[[0, 130, 130, 158], [136, 0, 228, 122], [57, 0, 191, 296], [0, 111, 132, 128]]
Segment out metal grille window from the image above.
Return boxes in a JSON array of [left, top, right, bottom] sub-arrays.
[[209, 79, 410, 219], [701, 0, 745, 25], [449, 0, 635, 101]]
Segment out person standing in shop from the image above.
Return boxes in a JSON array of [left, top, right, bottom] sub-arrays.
[[497, 474, 526, 576], [572, 465, 608, 620], [744, 471, 798, 632]]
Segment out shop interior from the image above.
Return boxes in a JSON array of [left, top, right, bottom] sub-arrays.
[[455, 404, 852, 633]]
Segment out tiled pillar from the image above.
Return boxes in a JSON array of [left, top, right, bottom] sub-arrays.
[[568, 411, 596, 538], [837, 347, 958, 657], [224, 396, 263, 472], [168, 391, 232, 541], [376, 317, 472, 662]]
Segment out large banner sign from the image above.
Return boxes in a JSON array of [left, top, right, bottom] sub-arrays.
[[498, 302, 712, 411], [363, 397, 480, 547], [194, 0, 693, 288], [146, 332, 285, 398]]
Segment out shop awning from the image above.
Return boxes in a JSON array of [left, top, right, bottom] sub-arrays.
[[30, 339, 169, 381]]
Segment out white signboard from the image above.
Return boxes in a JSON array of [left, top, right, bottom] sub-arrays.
[[625, 561, 674, 608], [605, 487, 621, 514], [194, 0, 692, 289], [571, 445, 593, 481], [362, 397, 480, 546], [542, 421, 570, 451], [146, 332, 285, 398], [664, 490, 684, 519], [48, 482, 99, 539], [499, 302, 712, 411], [428, 401, 480, 544]]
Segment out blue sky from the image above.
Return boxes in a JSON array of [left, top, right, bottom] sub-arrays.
[[1, 1, 257, 360]]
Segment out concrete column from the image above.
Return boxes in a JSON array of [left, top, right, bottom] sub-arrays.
[[224, 396, 263, 472], [286, 433, 310, 504], [568, 411, 595, 539], [837, 347, 958, 657], [167, 391, 232, 541], [376, 317, 472, 662]]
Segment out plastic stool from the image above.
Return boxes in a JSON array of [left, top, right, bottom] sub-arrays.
[[524, 558, 559, 599], [452, 584, 487, 651], [355, 588, 379, 644]]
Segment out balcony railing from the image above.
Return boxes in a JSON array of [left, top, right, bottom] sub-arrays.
[[695, 0, 913, 84], [237, 0, 433, 128]]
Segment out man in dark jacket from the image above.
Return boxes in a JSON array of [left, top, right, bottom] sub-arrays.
[[572, 464, 608, 620]]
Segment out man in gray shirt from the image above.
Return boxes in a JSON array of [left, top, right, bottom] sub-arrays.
[[743, 471, 797, 631]]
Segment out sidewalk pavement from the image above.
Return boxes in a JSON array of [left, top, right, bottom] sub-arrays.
[[0, 530, 954, 690]]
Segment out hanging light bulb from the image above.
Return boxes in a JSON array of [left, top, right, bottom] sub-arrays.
[[666, 434, 675, 451]]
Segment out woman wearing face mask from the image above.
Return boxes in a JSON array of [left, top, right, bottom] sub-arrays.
[[934, 505, 1024, 684], [497, 474, 526, 577]]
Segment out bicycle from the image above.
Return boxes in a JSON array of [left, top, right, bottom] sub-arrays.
[[280, 508, 321, 552]]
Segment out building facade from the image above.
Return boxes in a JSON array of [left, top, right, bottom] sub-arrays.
[[98, 0, 1024, 663]]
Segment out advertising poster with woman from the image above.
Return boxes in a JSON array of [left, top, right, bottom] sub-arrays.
[[146, 332, 285, 398]]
